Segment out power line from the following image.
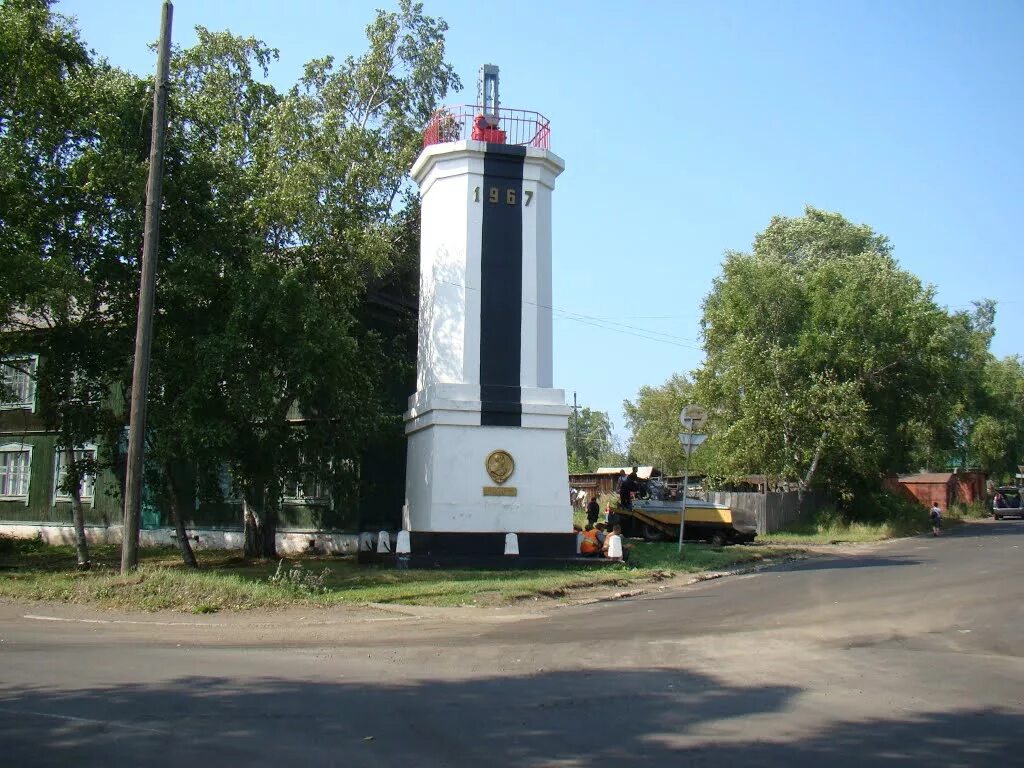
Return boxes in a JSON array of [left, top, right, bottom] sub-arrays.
[[434, 278, 705, 351], [553, 308, 702, 344], [553, 311, 704, 350]]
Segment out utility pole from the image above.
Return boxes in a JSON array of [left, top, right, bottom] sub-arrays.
[[121, 1, 173, 574]]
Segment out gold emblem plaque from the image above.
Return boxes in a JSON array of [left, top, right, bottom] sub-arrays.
[[483, 486, 517, 497], [485, 449, 515, 485]]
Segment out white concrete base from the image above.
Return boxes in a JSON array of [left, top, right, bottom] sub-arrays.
[[404, 408, 572, 534], [0, 524, 359, 555]]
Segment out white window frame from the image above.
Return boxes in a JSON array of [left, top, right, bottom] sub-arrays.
[[53, 443, 98, 507], [0, 442, 33, 504], [282, 457, 332, 505], [0, 355, 38, 412], [217, 465, 242, 504]]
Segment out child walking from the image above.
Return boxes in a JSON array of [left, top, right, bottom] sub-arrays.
[[929, 502, 942, 536]]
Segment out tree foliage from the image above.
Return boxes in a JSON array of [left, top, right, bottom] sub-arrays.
[[969, 355, 1024, 481], [623, 374, 695, 474], [693, 207, 983, 494], [129, 3, 460, 558], [567, 406, 615, 473], [2, 0, 460, 561], [0, 0, 146, 564]]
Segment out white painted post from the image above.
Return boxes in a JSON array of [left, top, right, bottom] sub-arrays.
[[396, 530, 411, 554], [504, 533, 520, 556], [376, 531, 391, 553]]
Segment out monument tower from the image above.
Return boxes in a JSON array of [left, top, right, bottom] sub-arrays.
[[403, 66, 573, 561]]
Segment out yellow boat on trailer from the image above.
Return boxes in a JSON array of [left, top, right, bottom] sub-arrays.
[[616, 498, 757, 546]]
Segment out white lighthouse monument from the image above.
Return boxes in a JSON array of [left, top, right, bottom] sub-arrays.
[[402, 66, 574, 562]]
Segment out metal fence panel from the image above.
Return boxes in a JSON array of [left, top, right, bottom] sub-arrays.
[[701, 490, 830, 533]]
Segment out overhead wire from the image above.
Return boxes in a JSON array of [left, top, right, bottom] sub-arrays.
[[434, 278, 705, 350]]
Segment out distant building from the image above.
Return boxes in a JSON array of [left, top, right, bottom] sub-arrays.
[[885, 471, 987, 509]]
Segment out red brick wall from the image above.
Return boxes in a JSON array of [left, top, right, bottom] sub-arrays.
[[954, 472, 987, 504], [908, 484, 950, 510]]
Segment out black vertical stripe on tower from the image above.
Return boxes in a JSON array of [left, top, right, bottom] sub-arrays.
[[479, 143, 526, 427]]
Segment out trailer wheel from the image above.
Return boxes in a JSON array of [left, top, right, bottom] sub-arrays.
[[710, 531, 728, 547], [643, 524, 667, 542]]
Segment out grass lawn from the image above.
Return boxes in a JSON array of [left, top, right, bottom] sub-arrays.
[[0, 537, 797, 613], [758, 502, 990, 545]]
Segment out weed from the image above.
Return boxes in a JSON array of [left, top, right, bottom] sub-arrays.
[[268, 559, 332, 595]]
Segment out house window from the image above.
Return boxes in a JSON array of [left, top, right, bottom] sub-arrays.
[[282, 473, 330, 503], [0, 355, 38, 411], [0, 443, 33, 502], [54, 445, 97, 505], [283, 457, 331, 504], [216, 465, 242, 503]]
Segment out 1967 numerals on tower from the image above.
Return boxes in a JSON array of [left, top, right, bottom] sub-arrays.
[[473, 186, 533, 206]]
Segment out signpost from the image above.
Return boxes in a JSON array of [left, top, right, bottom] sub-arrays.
[[677, 405, 707, 554]]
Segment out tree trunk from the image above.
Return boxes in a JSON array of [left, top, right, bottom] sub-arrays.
[[799, 433, 828, 508], [163, 461, 198, 569], [69, 482, 90, 570], [243, 493, 277, 559]]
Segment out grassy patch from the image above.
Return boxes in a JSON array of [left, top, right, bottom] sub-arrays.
[[758, 521, 904, 545], [0, 537, 795, 612], [759, 495, 989, 545]]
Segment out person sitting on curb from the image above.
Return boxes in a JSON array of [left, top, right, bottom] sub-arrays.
[[580, 523, 602, 556], [602, 524, 633, 561], [595, 522, 608, 547]]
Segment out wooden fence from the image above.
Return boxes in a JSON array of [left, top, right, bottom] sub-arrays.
[[699, 490, 831, 534]]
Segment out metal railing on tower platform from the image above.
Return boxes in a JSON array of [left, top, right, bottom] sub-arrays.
[[423, 105, 552, 149]]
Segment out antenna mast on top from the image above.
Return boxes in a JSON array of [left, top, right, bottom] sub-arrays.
[[478, 64, 500, 127]]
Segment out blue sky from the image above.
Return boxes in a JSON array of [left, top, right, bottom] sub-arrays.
[[58, 0, 1024, 446]]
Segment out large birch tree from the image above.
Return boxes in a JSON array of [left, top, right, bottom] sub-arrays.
[[694, 207, 978, 496]]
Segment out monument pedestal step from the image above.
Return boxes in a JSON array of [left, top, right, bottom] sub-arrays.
[[357, 551, 625, 570]]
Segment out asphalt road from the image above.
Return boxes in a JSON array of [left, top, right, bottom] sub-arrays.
[[1, 519, 1022, 767]]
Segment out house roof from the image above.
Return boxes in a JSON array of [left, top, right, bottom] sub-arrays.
[[897, 472, 955, 484], [594, 466, 658, 480]]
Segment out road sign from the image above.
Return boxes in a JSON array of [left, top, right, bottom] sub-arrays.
[[679, 404, 707, 431], [679, 432, 706, 457], [678, 433, 707, 448]]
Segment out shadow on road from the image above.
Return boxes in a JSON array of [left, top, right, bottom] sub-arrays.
[[1, 668, 1019, 767], [768, 554, 922, 573], [944, 519, 1024, 539]]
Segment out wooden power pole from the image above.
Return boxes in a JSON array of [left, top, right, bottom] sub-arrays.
[[121, 1, 173, 574]]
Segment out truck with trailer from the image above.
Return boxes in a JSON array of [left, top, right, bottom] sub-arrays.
[[615, 479, 757, 545]]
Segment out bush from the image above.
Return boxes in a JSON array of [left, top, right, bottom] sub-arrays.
[[267, 559, 332, 595], [947, 502, 988, 520], [847, 489, 922, 526], [0, 535, 47, 556]]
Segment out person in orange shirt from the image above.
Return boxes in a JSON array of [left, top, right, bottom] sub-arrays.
[[580, 523, 601, 556]]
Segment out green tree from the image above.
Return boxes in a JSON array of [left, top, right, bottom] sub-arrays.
[[567, 406, 614, 473], [0, 0, 88, 328], [130, 3, 459, 558], [694, 207, 979, 498], [0, 0, 144, 565], [623, 374, 695, 473], [3, 1, 460, 562], [969, 355, 1024, 481]]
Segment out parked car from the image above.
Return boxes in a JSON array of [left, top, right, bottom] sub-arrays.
[[992, 486, 1023, 520]]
